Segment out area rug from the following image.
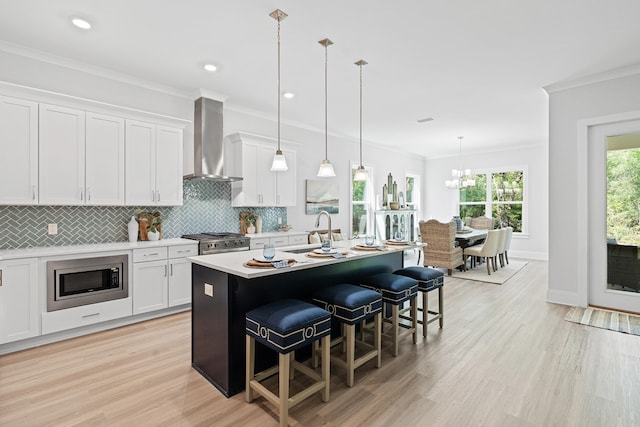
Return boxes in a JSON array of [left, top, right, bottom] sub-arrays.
[[450, 260, 527, 284], [565, 306, 640, 336]]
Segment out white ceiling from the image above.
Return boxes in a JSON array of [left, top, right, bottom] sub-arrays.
[[1, 0, 640, 158]]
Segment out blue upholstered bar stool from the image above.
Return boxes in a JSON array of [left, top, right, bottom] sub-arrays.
[[393, 266, 444, 338], [245, 299, 331, 427], [360, 273, 418, 356], [311, 283, 383, 387]]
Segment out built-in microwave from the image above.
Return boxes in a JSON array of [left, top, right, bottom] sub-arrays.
[[46, 254, 129, 311]]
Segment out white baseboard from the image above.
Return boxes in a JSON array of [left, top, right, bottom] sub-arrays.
[[546, 289, 579, 307]]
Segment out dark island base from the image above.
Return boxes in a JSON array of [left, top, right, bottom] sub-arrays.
[[191, 250, 404, 397]]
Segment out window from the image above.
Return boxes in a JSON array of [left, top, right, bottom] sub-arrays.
[[405, 173, 420, 212], [350, 164, 373, 237], [459, 169, 525, 233]]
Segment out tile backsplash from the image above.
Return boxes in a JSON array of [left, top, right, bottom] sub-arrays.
[[0, 180, 286, 250]]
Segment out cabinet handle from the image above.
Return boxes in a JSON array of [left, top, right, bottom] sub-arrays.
[[277, 194, 280, 205], [157, 190, 160, 202], [164, 265, 168, 277], [144, 252, 160, 257], [0, 269, 3, 287], [87, 188, 91, 201], [80, 189, 83, 201], [32, 185, 36, 200], [82, 312, 100, 319], [151, 190, 155, 202], [176, 250, 189, 254], [170, 264, 174, 276]]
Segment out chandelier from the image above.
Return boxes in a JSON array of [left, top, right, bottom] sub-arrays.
[[445, 136, 475, 189]]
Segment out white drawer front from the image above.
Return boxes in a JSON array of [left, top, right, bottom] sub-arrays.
[[249, 238, 270, 249], [269, 236, 289, 247], [288, 235, 308, 245], [133, 247, 168, 263], [168, 244, 198, 259], [41, 297, 133, 335]]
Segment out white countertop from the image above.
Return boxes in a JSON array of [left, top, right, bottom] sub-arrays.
[[246, 230, 308, 238], [0, 238, 197, 261], [188, 239, 420, 279]]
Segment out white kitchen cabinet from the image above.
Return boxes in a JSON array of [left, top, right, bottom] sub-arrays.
[[132, 244, 196, 313], [0, 96, 38, 205], [38, 103, 85, 205], [85, 113, 125, 205], [227, 133, 297, 207], [168, 244, 197, 306], [0, 258, 39, 344], [125, 120, 183, 206], [248, 233, 308, 249]]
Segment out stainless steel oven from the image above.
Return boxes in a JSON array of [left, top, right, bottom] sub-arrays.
[[47, 254, 129, 311]]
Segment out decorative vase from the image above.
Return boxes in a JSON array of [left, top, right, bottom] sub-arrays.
[[452, 216, 462, 231], [255, 216, 262, 234], [246, 225, 256, 234], [148, 230, 160, 241], [127, 216, 138, 242]]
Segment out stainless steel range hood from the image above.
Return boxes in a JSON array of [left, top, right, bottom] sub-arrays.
[[183, 97, 242, 181]]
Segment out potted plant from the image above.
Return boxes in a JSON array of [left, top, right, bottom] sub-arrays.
[[136, 210, 164, 241], [245, 214, 256, 234]]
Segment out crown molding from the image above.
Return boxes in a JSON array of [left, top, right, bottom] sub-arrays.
[[544, 62, 640, 94]]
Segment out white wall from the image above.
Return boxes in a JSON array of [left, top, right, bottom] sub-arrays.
[[224, 107, 426, 234], [424, 144, 548, 260], [546, 69, 640, 306]]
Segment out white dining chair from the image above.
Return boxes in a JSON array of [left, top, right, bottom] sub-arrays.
[[500, 227, 513, 266], [463, 229, 501, 275]]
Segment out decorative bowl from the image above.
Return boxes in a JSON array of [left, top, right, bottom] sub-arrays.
[[389, 202, 400, 210]]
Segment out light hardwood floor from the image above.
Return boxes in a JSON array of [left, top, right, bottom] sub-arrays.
[[2, 259, 639, 426]]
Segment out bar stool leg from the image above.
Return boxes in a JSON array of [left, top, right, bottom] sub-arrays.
[[422, 291, 428, 338], [411, 298, 418, 344], [439, 286, 444, 328], [279, 352, 290, 427], [374, 312, 382, 368], [321, 335, 330, 402], [391, 304, 399, 357], [245, 335, 255, 403], [346, 324, 355, 387]]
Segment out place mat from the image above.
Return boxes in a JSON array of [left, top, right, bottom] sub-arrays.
[[456, 229, 473, 234], [243, 259, 296, 269], [384, 240, 410, 246], [351, 245, 379, 251], [305, 251, 348, 258]]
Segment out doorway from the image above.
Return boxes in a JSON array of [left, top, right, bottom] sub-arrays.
[[587, 120, 640, 313]]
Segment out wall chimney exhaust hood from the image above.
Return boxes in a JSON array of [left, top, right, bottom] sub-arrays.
[[183, 97, 242, 181]]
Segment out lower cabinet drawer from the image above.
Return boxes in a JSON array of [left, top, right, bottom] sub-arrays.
[[41, 297, 133, 335], [288, 234, 308, 245], [249, 238, 270, 249]]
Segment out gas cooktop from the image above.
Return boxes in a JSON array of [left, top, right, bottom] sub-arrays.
[[181, 232, 250, 255]]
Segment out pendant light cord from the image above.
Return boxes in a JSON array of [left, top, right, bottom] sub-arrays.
[[359, 62, 363, 166], [277, 17, 281, 152], [324, 42, 328, 160]]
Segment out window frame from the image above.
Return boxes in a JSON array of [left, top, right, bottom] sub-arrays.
[[349, 161, 374, 238], [458, 166, 528, 234]]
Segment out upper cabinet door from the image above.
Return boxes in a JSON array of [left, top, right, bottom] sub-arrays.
[[38, 104, 85, 205], [85, 113, 125, 205], [125, 120, 156, 205], [0, 96, 38, 205], [275, 147, 296, 206], [155, 126, 183, 206]]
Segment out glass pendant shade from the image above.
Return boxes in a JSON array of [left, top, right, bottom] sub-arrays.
[[271, 150, 288, 172], [317, 160, 336, 177], [270, 9, 288, 172], [445, 136, 474, 189], [354, 165, 368, 181]]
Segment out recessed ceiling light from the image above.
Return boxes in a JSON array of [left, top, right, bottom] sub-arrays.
[[71, 17, 91, 30], [417, 117, 434, 123], [283, 92, 295, 99], [204, 64, 217, 72]]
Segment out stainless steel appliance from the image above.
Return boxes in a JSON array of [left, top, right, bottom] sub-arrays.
[[181, 232, 250, 255], [47, 254, 128, 311]]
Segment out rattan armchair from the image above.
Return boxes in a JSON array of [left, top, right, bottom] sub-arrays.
[[468, 216, 494, 230], [419, 219, 464, 275]]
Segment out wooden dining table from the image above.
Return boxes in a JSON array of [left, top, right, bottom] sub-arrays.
[[455, 228, 488, 249]]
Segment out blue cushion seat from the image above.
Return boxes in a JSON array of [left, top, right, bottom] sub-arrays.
[[394, 266, 444, 292], [245, 298, 331, 354], [360, 273, 418, 305], [312, 283, 382, 325]]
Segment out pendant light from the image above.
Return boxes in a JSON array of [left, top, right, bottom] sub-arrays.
[[353, 59, 369, 181], [445, 136, 475, 189], [317, 38, 336, 177], [270, 9, 288, 172]]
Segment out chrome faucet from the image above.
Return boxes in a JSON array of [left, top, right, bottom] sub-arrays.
[[315, 210, 332, 242]]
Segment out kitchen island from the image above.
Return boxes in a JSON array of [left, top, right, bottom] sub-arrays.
[[188, 239, 415, 397]]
